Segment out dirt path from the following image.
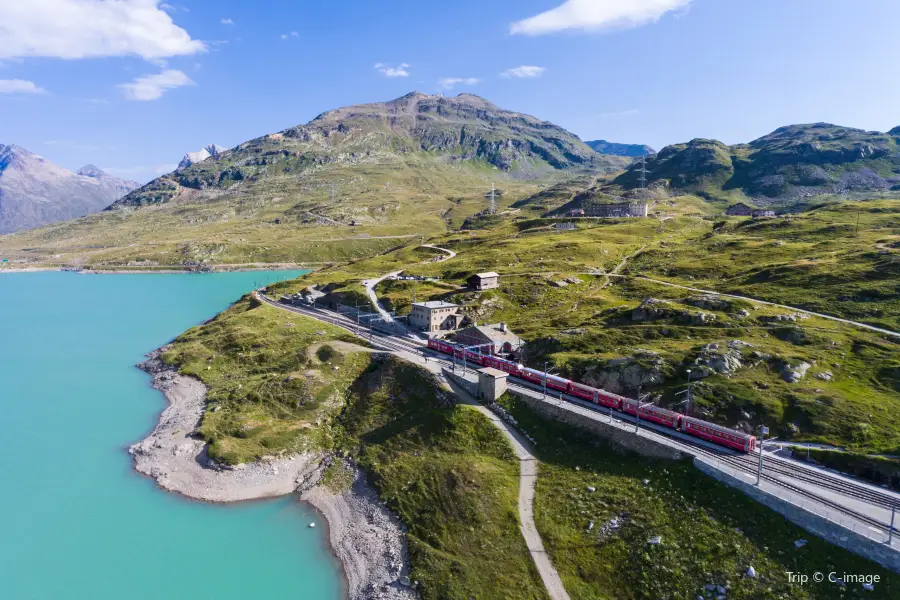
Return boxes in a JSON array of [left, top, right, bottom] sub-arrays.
[[362, 270, 403, 322], [596, 244, 649, 289], [259, 295, 570, 600], [444, 378, 571, 600], [607, 274, 900, 339], [420, 244, 457, 260]]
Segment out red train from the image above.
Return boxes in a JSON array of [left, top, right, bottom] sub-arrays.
[[427, 339, 757, 453]]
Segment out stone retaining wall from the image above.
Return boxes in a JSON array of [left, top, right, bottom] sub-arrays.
[[441, 368, 478, 397], [507, 389, 684, 461], [695, 457, 900, 574]]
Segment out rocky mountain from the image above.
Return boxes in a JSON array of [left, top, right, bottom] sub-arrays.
[[609, 123, 900, 204], [178, 144, 227, 170], [0, 145, 139, 234], [586, 139, 655, 158], [113, 92, 627, 208]]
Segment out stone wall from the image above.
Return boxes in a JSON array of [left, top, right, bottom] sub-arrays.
[[695, 457, 900, 574], [442, 368, 478, 397], [508, 390, 685, 460]]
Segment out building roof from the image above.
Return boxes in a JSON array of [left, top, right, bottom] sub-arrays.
[[458, 323, 523, 345], [472, 272, 499, 279], [477, 367, 508, 378], [413, 300, 458, 309]]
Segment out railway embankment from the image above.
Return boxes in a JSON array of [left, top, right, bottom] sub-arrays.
[[695, 457, 900, 574], [442, 367, 683, 460]]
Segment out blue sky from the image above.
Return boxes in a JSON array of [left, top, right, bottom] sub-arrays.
[[2, 0, 900, 183]]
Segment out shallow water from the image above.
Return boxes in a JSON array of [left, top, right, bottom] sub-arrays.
[[0, 271, 341, 600]]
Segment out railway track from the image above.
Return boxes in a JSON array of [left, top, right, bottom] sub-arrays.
[[259, 294, 899, 536]]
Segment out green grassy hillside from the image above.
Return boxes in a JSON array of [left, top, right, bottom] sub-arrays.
[[610, 123, 900, 206], [274, 197, 900, 456]]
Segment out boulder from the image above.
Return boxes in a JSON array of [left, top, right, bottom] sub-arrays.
[[685, 294, 731, 311], [814, 371, 833, 381], [781, 361, 812, 383]]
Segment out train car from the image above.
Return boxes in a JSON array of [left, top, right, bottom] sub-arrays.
[[483, 355, 520, 375], [545, 374, 571, 393], [427, 339, 455, 355], [622, 399, 681, 429], [596, 390, 625, 411], [518, 367, 545, 385], [464, 350, 486, 366], [569, 382, 598, 403], [680, 416, 756, 452], [518, 368, 569, 391]]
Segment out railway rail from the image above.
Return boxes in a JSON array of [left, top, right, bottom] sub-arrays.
[[259, 293, 900, 537]]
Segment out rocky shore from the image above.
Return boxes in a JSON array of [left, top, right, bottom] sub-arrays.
[[129, 348, 419, 600], [303, 462, 419, 600]]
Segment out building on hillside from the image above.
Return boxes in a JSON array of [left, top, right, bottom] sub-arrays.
[[467, 272, 500, 291], [726, 203, 755, 216], [409, 301, 460, 333], [555, 222, 576, 231], [584, 201, 649, 218], [453, 322, 523, 355], [752, 209, 776, 219]]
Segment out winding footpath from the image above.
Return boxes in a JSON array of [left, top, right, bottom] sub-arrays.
[[608, 274, 900, 339], [259, 291, 570, 600], [361, 270, 403, 322], [420, 244, 457, 260], [445, 378, 571, 600]]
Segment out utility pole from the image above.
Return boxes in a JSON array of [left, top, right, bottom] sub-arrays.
[[685, 369, 693, 416], [489, 182, 496, 215], [889, 499, 897, 545], [756, 425, 769, 485], [636, 154, 650, 201], [634, 392, 652, 433], [542, 361, 547, 399], [856, 207, 861, 236]]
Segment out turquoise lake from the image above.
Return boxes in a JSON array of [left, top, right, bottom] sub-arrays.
[[0, 271, 341, 600]]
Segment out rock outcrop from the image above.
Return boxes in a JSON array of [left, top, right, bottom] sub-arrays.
[[688, 340, 755, 378], [632, 298, 716, 325], [177, 144, 227, 169], [582, 350, 670, 395], [780, 361, 812, 383]]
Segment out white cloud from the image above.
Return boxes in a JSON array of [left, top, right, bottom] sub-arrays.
[[0, 0, 206, 60], [374, 62, 410, 78], [0, 79, 46, 94], [280, 31, 299, 40], [117, 69, 194, 101], [221, 18, 234, 25], [501, 65, 546, 79], [438, 77, 480, 90], [597, 109, 639, 118], [510, 0, 692, 36]]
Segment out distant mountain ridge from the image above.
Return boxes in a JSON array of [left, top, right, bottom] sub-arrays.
[[113, 92, 628, 208], [0, 145, 138, 234], [586, 139, 655, 158], [609, 122, 900, 203]]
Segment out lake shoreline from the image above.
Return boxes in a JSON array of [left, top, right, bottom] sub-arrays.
[[129, 347, 418, 600], [0, 263, 324, 274]]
